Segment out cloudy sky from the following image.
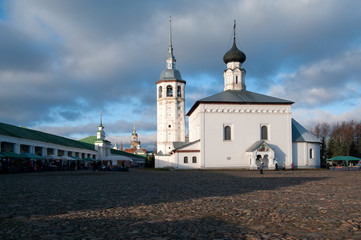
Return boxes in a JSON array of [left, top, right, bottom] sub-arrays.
[[1, 0, 361, 150]]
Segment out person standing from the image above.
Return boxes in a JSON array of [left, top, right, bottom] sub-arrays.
[[275, 162, 278, 171], [282, 162, 286, 171], [260, 162, 264, 174]]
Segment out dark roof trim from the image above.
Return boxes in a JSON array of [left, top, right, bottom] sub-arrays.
[[156, 79, 186, 85]]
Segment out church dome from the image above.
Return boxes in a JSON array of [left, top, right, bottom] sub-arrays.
[[159, 69, 182, 80], [223, 42, 246, 64]]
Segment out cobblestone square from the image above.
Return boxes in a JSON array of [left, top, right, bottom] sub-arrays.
[[1, 170, 360, 239]]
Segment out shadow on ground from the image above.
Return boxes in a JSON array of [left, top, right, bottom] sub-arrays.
[[0, 170, 327, 217]]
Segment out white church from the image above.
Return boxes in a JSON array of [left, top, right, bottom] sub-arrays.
[[155, 19, 320, 170]]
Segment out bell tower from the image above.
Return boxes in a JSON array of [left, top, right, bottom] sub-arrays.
[[156, 17, 186, 155], [223, 20, 247, 91]]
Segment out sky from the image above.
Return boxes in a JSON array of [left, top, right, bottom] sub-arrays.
[[1, 0, 361, 151]]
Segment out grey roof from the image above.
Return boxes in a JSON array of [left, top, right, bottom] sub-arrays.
[[292, 119, 321, 143], [159, 69, 183, 81], [187, 90, 293, 116], [173, 140, 200, 150]]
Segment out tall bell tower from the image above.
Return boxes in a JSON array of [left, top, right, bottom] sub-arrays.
[[156, 17, 186, 155]]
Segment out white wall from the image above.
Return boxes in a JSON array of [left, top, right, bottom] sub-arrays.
[[156, 80, 185, 154], [189, 103, 293, 169], [0, 135, 97, 158], [292, 142, 320, 168]]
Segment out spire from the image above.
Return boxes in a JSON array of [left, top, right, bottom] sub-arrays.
[[97, 111, 105, 140], [223, 20, 246, 64], [99, 111, 103, 127], [233, 19, 236, 44], [133, 122, 136, 134], [166, 16, 176, 69]]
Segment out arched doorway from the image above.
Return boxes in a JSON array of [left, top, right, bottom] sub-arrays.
[[256, 154, 269, 168]]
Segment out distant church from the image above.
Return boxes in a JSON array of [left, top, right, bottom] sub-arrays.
[[112, 124, 147, 156], [155, 19, 320, 169]]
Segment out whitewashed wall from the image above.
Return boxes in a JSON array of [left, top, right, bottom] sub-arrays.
[[189, 103, 293, 169]]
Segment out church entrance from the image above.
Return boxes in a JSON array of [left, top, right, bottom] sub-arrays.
[[256, 154, 269, 168], [246, 141, 275, 170]]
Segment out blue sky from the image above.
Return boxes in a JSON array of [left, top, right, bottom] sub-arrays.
[[1, 0, 361, 150]]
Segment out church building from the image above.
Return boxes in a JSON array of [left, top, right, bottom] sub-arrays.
[[155, 19, 320, 169]]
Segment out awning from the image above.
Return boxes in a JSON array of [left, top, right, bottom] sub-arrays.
[[70, 156, 82, 160], [19, 153, 45, 159], [327, 156, 361, 165], [0, 151, 22, 158]]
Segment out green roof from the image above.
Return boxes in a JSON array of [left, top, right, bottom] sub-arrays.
[[111, 149, 147, 160], [328, 156, 361, 161], [79, 136, 111, 144], [79, 136, 98, 144], [0, 122, 95, 151]]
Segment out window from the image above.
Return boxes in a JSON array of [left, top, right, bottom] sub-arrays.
[[158, 86, 162, 98], [235, 76, 238, 84], [309, 148, 314, 159], [167, 85, 173, 97], [177, 86, 181, 97], [261, 126, 268, 140], [184, 156, 188, 163], [192, 156, 197, 163], [224, 125, 231, 141]]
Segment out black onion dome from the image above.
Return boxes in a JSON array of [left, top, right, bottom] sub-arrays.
[[223, 42, 246, 64]]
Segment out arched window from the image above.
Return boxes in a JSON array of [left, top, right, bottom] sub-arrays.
[[177, 86, 181, 97], [261, 126, 268, 140], [192, 156, 197, 163], [158, 86, 162, 98], [224, 125, 231, 141], [167, 85, 173, 97], [309, 148, 313, 159], [184, 156, 188, 163]]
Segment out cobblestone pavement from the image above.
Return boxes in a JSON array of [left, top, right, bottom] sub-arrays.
[[0, 169, 360, 239]]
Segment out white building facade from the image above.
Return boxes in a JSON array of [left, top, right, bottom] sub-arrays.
[[155, 21, 320, 169]]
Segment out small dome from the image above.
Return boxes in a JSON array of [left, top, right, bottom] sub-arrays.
[[223, 42, 246, 64], [159, 69, 182, 80]]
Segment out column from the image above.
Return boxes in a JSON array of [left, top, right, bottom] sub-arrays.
[[13, 143, 20, 154]]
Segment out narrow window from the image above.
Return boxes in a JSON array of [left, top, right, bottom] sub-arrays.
[[309, 148, 313, 159], [224, 125, 231, 141], [235, 76, 238, 84], [192, 156, 197, 163], [177, 86, 181, 97], [158, 86, 162, 98], [167, 85, 173, 97], [261, 126, 268, 140], [184, 156, 188, 163]]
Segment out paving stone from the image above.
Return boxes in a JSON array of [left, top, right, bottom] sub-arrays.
[[0, 170, 360, 239]]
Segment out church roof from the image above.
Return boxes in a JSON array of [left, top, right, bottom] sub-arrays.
[[223, 41, 246, 64], [79, 135, 111, 144], [159, 69, 183, 81], [187, 90, 294, 116], [292, 119, 321, 143], [173, 140, 200, 150]]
